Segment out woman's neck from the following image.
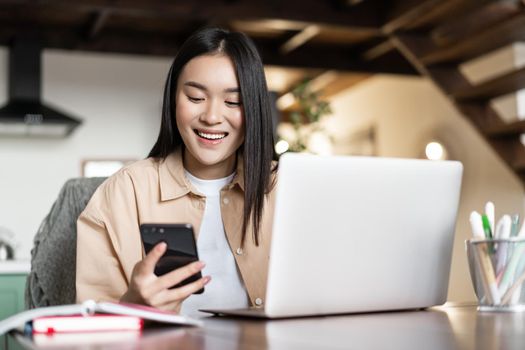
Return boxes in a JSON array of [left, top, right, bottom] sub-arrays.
[[182, 148, 236, 180]]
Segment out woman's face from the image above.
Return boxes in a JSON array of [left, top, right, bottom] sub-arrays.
[[175, 54, 244, 179]]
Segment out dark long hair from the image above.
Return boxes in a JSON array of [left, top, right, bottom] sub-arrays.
[[149, 27, 275, 246]]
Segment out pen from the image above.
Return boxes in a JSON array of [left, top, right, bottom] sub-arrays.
[[470, 212, 500, 304], [510, 214, 520, 237], [498, 221, 525, 298], [501, 261, 525, 305], [474, 243, 501, 305], [495, 215, 511, 239], [469, 211, 485, 239], [482, 214, 493, 239], [495, 215, 511, 275], [510, 253, 525, 304], [485, 202, 495, 236]]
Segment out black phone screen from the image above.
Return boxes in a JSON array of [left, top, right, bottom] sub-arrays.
[[139, 223, 203, 294]]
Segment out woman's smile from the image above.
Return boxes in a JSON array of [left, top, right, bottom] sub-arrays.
[[194, 129, 229, 143]]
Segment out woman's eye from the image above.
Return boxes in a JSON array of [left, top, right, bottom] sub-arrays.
[[187, 96, 204, 103], [226, 101, 241, 107]]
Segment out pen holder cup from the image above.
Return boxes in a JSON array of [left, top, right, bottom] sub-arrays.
[[466, 238, 525, 312]]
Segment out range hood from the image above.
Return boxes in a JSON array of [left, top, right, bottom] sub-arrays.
[[0, 40, 82, 137]]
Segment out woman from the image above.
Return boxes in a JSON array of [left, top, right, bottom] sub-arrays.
[[76, 27, 277, 316]]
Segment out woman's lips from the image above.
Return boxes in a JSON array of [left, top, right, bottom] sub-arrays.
[[194, 129, 228, 145]]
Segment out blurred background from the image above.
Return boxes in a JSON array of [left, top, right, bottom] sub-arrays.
[[0, 0, 525, 303]]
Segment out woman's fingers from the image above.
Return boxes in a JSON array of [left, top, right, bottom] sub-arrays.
[[124, 245, 210, 310], [154, 276, 211, 306], [122, 242, 167, 304], [153, 260, 206, 293], [138, 242, 167, 275]]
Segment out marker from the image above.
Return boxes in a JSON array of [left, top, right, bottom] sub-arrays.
[[470, 211, 500, 305], [498, 221, 525, 300], [481, 214, 493, 239], [517, 218, 525, 238], [510, 254, 525, 304], [485, 202, 495, 235], [474, 243, 501, 305], [501, 263, 525, 305], [495, 215, 512, 239], [469, 211, 485, 239], [510, 215, 520, 237], [495, 215, 511, 275]]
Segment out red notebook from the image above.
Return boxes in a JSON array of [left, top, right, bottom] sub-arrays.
[[32, 315, 143, 334]]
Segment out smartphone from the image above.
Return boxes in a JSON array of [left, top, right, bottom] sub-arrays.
[[139, 223, 204, 294]]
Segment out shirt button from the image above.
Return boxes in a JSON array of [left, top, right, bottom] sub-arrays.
[[223, 197, 230, 205], [236, 247, 243, 255], [255, 298, 263, 306]]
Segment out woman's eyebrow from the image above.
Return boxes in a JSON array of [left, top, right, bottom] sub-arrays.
[[224, 87, 240, 93], [184, 81, 207, 91], [184, 81, 239, 93]]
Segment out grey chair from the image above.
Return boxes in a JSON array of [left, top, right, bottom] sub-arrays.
[[25, 177, 106, 309]]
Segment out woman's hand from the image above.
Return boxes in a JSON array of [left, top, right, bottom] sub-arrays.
[[120, 242, 210, 312]]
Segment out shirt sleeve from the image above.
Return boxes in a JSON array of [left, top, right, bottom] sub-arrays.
[[76, 171, 142, 303]]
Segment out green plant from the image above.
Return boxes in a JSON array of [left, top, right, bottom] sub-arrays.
[[286, 79, 332, 152]]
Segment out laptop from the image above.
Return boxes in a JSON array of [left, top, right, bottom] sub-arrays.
[[201, 153, 463, 318]]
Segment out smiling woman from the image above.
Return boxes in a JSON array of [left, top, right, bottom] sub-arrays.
[[175, 55, 245, 179], [76, 27, 278, 317]]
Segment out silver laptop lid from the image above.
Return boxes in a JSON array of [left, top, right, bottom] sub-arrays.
[[265, 153, 463, 317]]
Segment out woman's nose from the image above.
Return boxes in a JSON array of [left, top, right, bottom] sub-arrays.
[[199, 100, 224, 125]]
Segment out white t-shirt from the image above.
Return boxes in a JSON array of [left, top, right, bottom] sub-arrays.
[[181, 170, 249, 317]]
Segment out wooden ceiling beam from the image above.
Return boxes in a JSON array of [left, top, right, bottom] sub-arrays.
[[455, 102, 525, 168], [382, 0, 461, 34], [421, 11, 525, 65], [277, 71, 371, 115], [35, 0, 383, 29], [382, 0, 494, 34], [397, 50, 525, 106], [84, 9, 111, 40], [361, 40, 395, 61], [279, 25, 320, 55], [0, 23, 417, 74], [0, 24, 182, 56], [485, 119, 525, 137], [394, 33, 525, 173], [430, 0, 525, 47], [452, 66, 525, 102], [256, 40, 417, 74]]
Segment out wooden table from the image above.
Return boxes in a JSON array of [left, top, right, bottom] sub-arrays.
[[8, 305, 525, 350]]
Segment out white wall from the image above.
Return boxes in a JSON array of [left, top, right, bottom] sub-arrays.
[[328, 75, 525, 302], [0, 48, 171, 259]]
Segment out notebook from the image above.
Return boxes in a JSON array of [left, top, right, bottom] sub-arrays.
[[0, 299, 202, 335]]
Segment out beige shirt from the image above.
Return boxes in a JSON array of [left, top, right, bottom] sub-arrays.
[[76, 149, 276, 308]]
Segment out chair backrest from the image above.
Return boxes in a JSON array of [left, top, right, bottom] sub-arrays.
[[25, 177, 107, 309]]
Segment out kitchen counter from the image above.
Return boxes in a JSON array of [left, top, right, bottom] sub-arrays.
[[0, 260, 30, 274], [0, 259, 29, 349]]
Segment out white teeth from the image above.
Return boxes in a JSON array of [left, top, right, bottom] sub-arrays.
[[197, 131, 226, 140]]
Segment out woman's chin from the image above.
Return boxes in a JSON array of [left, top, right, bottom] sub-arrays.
[[187, 150, 235, 169]]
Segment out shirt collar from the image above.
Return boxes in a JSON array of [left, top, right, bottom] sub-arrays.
[[158, 148, 245, 201]]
